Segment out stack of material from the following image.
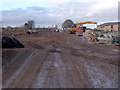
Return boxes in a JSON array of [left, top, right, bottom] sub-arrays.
[[84, 30, 97, 43], [2, 35, 24, 48], [112, 36, 120, 46], [97, 34, 113, 44]]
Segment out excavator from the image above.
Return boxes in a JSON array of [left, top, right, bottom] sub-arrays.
[[67, 21, 97, 35]]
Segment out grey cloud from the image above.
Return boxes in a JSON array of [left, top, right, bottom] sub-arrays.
[[27, 6, 49, 13], [2, 7, 59, 27], [2, 2, 118, 27], [84, 7, 118, 23]]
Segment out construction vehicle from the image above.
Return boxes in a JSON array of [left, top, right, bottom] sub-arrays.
[[67, 21, 97, 35], [67, 25, 76, 34]]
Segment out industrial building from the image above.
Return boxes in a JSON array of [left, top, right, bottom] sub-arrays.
[[97, 22, 120, 32], [28, 20, 35, 30]]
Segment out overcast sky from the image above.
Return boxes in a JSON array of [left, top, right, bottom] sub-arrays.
[[1, 0, 119, 28]]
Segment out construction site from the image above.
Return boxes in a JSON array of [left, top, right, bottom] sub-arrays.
[[1, 20, 119, 88]]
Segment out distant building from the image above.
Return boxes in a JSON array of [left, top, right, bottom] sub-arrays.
[[28, 20, 35, 30], [97, 22, 120, 32]]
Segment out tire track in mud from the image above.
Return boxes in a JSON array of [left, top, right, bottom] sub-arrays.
[[34, 48, 66, 88], [69, 46, 118, 88], [3, 48, 49, 88], [3, 32, 118, 88], [33, 53, 56, 88], [65, 34, 118, 88], [68, 46, 118, 66], [54, 48, 66, 88], [61, 51, 94, 88], [68, 46, 118, 88], [3, 50, 38, 88]]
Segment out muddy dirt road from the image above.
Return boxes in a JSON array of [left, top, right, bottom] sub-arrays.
[[2, 31, 118, 88]]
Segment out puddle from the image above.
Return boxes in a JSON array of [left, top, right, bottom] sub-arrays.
[[87, 42, 94, 44], [87, 50, 90, 52], [56, 48, 62, 52], [49, 48, 62, 53], [54, 63, 58, 67], [73, 46, 80, 50], [112, 49, 119, 52], [34, 77, 45, 88], [79, 50, 83, 53], [82, 38, 85, 41], [49, 61, 52, 64], [100, 56, 110, 59], [72, 46, 84, 53]]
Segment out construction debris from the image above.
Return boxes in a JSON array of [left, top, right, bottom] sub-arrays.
[[26, 30, 38, 35], [83, 30, 97, 43], [97, 34, 113, 44], [114, 37, 120, 46], [2, 35, 24, 48], [82, 30, 119, 45]]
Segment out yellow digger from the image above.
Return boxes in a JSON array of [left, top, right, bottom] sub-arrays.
[[67, 21, 97, 35]]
